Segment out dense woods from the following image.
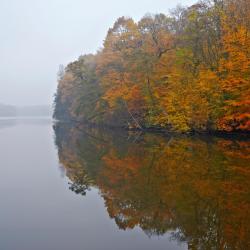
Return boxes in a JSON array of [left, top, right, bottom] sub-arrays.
[[54, 0, 250, 133]]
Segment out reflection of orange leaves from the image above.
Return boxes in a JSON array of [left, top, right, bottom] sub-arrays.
[[101, 149, 142, 186], [95, 135, 250, 244], [217, 139, 250, 159], [57, 124, 250, 247], [194, 180, 219, 198]]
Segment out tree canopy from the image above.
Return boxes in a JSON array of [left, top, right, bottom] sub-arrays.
[[54, 0, 250, 133]]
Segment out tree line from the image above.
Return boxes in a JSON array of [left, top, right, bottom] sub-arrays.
[[54, 0, 250, 132]]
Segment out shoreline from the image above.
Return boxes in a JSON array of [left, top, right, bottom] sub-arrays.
[[54, 119, 250, 140]]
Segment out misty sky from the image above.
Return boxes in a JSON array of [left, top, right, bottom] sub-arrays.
[[0, 0, 195, 106]]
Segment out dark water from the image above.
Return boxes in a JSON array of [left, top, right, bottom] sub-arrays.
[[0, 118, 249, 250]]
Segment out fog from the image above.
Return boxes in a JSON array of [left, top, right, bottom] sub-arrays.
[[0, 0, 195, 106]]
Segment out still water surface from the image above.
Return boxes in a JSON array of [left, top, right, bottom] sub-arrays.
[[0, 118, 249, 250]]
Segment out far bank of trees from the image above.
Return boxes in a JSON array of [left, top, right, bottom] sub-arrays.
[[54, 0, 250, 133], [0, 104, 17, 117]]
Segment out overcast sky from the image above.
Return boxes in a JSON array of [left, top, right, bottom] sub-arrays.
[[0, 0, 195, 106]]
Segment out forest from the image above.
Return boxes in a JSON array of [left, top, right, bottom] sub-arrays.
[[54, 0, 250, 133]]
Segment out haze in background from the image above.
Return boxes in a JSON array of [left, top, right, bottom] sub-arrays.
[[0, 103, 52, 117], [0, 0, 195, 106]]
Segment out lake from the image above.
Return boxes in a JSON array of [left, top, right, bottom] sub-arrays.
[[0, 118, 249, 250]]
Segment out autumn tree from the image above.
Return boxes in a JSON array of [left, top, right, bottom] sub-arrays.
[[54, 54, 103, 122], [54, 0, 250, 133], [217, 0, 250, 131]]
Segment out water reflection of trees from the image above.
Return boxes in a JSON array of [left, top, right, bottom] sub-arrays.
[[54, 123, 250, 249]]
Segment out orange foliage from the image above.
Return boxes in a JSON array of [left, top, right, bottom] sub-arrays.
[[54, 0, 250, 133]]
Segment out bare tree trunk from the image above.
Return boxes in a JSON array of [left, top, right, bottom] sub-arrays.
[[123, 100, 143, 130]]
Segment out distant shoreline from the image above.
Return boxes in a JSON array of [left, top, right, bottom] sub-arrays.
[[0, 104, 52, 117], [0, 116, 52, 119]]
